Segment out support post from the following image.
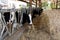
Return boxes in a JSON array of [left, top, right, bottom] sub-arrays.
[[39, 0, 42, 8], [36, 0, 37, 7], [56, 0, 58, 9]]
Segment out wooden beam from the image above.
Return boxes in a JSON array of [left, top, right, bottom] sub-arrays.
[[20, 0, 36, 5], [56, 0, 58, 9], [29, 0, 32, 14], [36, 0, 37, 7], [39, 0, 41, 8], [30, 0, 32, 7]]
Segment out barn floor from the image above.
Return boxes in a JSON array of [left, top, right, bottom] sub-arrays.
[[5, 9, 60, 40]]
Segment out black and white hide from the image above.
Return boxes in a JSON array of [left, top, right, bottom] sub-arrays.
[[21, 8, 30, 24], [3, 12, 15, 35], [20, 8, 32, 25], [4, 11, 15, 23], [15, 11, 19, 23], [26, 8, 32, 24], [4, 12, 10, 23], [32, 8, 43, 19]]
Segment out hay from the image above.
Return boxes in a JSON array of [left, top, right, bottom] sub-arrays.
[[41, 10, 60, 40], [19, 30, 50, 40], [19, 9, 60, 40]]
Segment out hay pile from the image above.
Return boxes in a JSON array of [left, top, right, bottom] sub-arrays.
[[39, 10, 60, 40], [19, 9, 60, 40], [19, 30, 50, 40]]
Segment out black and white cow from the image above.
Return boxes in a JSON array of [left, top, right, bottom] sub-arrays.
[[20, 8, 30, 24], [20, 8, 43, 25], [20, 8, 33, 25], [32, 8, 43, 19], [7, 7, 43, 27], [4, 12, 10, 23], [4, 11, 15, 24]]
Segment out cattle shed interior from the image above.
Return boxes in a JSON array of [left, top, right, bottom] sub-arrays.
[[0, 0, 60, 40]]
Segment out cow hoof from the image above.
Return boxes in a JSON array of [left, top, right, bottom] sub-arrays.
[[29, 22, 32, 24]]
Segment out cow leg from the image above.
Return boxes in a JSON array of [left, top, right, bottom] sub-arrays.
[[28, 13, 35, 32], [28, 14, 32, 24]]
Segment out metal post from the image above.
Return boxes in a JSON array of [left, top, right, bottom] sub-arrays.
[[0, 12, 8, 39]]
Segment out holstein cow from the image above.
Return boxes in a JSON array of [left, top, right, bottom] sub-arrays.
[[20, 7, 43, 25], [3, 11, 15, 35], [32, 7, 43, 19], [4, 11, 15, 23], [21, 7, 43, 30], [20, 8, 32, 25]]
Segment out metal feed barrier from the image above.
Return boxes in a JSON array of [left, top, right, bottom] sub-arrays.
[[0, 9, 18, 40], [0, 8, 33, 40], [0, 11, 8, 40], [0, 1, 32, 40]]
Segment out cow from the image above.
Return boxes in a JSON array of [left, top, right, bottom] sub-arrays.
[[3, 11, 15, 24], [20, 7, 43, 25], [32, 8, 43, 19], [20, 8, 32, 25]]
